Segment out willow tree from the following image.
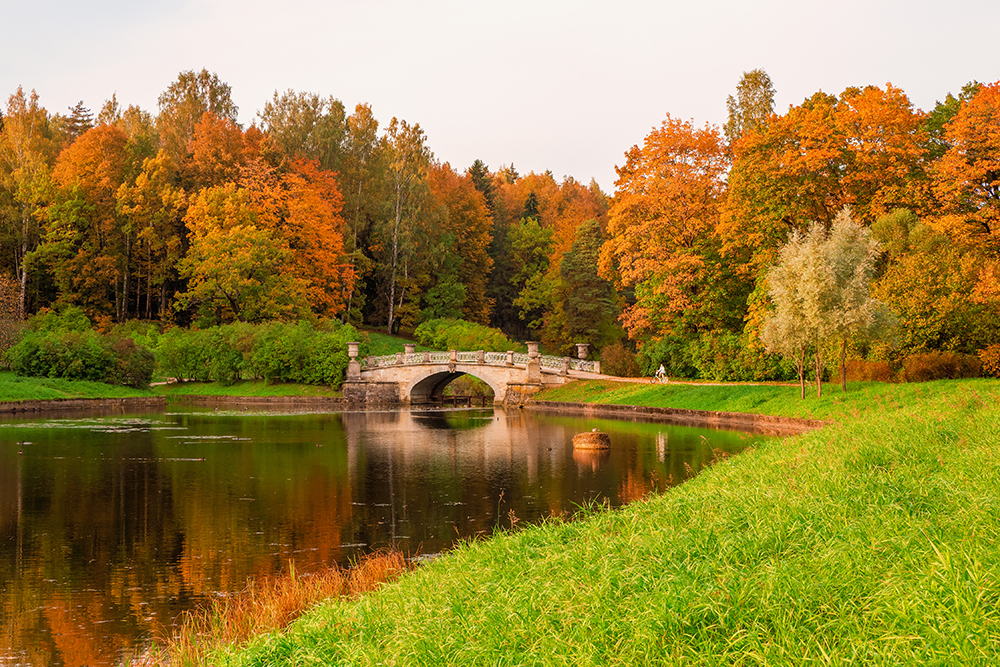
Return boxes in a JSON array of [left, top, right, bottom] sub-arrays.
[[762, 208, 890, 397]]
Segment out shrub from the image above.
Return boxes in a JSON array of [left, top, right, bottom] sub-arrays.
[[414, 318, 520, 353], [157, 328, 212, 381], [636, 335, 698, 379], [7, 328, 154, 387], [841, 358, 895, 383], [26, 306, 92, 333], [108, 337, 156, 388], [902, 351, 982, 382], [687, 332, 797, 382], [599, 342, 640, 377], [153, 320, 361, 388], [980, 345, 1000, 378]]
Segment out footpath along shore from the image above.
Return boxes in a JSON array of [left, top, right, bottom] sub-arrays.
[[177, 377, 1000, 666]]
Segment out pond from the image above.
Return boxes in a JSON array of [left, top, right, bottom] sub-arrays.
[[0, 405, 773, 666]]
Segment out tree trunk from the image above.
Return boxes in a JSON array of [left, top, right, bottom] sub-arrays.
[[814, 349, 823, 398], [840, 337, 848, 392], [797, 347, 806, 400]]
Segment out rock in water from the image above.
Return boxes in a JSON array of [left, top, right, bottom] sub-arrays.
[[572, 430, 611, 450]]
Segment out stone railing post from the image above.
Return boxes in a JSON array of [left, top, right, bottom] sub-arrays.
[[594, 360, 601, 374], [477, 350, 485, 365], [449, 349, 457, 372], [506, 350, 514, 366], [347, 342, 361, 381], [561, 357, 571, 375], [526, 342, 541, 383], [423, 350, 430, 363], [396, 352, 404, 366], [404, 343, 415, 359]]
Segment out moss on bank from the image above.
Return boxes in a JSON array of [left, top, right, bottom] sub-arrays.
[[212, 379, 1000, 665]]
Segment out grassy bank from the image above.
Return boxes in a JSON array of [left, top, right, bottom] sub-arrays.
[[155, 380, 341, 398], [204, 378, 1000, 665], [0, 371, 157, 401], [535, 377, 998, 422]]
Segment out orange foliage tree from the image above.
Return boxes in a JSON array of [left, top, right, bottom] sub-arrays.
[[721, 84, 927, 278], [422, 162, 493, 323], [42, 124, 134, 317], [177, 183, 309, 323], [600, 115, 732, 339], [932, 82, 1000, 307]]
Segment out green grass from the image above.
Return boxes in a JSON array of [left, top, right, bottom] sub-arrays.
[[155, 380, 341, 398], [215, 378, 1000, 665], [0, 371, 157, 401], [362, 329, 428, 357], [535, 377, 999, 422]]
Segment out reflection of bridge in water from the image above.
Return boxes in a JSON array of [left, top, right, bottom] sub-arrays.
[[343, 342, 605, 406]]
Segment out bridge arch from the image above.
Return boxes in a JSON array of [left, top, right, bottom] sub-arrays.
[[405, 366, 506, 404]]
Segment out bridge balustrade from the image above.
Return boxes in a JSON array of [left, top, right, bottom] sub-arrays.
[[359, 350, 599, 374]]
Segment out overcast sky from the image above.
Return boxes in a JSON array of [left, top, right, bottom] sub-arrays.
[[2, 0, 998, 192]]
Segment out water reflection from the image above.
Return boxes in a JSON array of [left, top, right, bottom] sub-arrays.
[[0, 407, 769, 666]]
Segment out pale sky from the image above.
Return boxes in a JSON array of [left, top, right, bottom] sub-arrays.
[[2, 0, 998, 193]]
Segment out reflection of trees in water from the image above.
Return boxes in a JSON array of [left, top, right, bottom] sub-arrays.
[[0, 409, 763, 664]]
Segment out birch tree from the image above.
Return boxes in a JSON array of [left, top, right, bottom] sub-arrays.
[[379, 118, 430, 334], [0, 88, 55, 318]]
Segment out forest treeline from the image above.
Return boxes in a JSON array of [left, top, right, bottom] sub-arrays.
[[1, 68, 998, 381]]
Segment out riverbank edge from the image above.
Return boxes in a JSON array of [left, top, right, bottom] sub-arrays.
[[166, 394, 349, 406], [0, 395, 166, 413], [214, 380, 1000, 665], [525, 399, 826, 434]]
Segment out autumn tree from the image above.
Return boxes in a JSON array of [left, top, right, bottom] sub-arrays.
[[176, 184, 309, 323], [721, 84, 926, 279], [724, 68, 775, 144], [871, 209, 998, 358], [41, 124, 134, 317], [279, 159, 355, 317], [600, 114, 732, 340], [183, 112, 253, 191], [157, 69, 238, 165], [258, 90, 346, 172], [117, 150, 185, 319], [423, 162, 493, 323], [932, 82, 1000, 256], [0, 87, 56, 317]]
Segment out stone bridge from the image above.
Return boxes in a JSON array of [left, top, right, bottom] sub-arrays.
[[342, 342, 602, 406]]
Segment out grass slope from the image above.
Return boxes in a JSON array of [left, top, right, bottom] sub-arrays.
[[218, 379, 1000, 665], [0, 371, 157, 401], [534, 377, 996, 421], [155, 380, 340, 398]]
